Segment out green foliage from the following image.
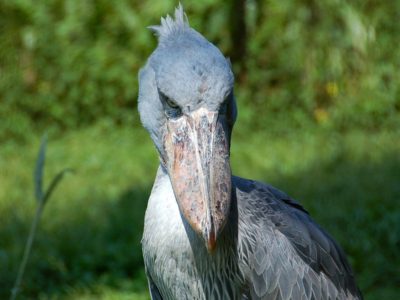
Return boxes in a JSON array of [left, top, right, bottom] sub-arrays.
[[244, 0, 400, 130], [1, 1, 155, 141], [1, 0, 399, 142]]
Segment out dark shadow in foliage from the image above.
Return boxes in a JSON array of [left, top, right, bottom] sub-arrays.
[[0, 185, 152, 299]]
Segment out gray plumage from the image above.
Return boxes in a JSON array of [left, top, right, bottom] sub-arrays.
[[139, 5, 362, 300]]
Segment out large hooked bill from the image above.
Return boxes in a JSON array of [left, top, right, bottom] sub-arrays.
[[164, 107, 232, 252]]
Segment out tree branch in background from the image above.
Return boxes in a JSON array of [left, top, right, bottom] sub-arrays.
[[228, 0, 247, 80]]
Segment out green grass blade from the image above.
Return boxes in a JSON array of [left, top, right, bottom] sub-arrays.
[[34, 134, 48, 203], [42, 168, 74, 206]]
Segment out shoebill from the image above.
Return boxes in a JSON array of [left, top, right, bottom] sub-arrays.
[[138, 5, 362, 300]]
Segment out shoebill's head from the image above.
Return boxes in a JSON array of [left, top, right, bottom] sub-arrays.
[[138, 5, 237, 252]]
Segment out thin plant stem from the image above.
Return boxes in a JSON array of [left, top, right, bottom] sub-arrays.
[[10, 202, 44, 300], [10, 135, 71, 299]]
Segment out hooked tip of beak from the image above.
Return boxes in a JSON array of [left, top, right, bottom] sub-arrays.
[[206, 229, 217, 253]]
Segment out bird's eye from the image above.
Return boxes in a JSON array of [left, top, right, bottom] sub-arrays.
[[161, 94, 182, 118], [219, 92, 233, 115], [219, 96, 230, 115], [219, 102, 227, 115], [165, 97, 179, 109]]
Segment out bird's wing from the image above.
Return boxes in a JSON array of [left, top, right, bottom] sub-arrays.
[[233, 176, 362, 300]]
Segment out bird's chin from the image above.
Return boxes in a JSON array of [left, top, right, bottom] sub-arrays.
[[163, 107, 232, 252]]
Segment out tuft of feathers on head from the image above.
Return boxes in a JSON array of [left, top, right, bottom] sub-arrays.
[[148, 3, 189, 41]]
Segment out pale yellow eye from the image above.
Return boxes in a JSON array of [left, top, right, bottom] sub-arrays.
[[165, 97, 179, 109]]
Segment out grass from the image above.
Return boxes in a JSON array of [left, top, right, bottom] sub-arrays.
[[0, 119, 399, 299]]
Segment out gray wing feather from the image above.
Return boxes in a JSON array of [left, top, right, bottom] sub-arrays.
[[146, 273, 163, 300], [234, 176, 362, 300]]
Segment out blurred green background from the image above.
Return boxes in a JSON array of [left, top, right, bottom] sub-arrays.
[[1, 0, 399, 299]]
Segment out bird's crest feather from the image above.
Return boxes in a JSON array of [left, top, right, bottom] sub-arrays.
[[149, 4, 189, 41]]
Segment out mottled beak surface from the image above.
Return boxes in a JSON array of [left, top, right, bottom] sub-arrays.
[[164, 107, 231, 252]]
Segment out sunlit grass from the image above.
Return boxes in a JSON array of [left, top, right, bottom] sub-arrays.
[[1, 121, 399, 299]]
